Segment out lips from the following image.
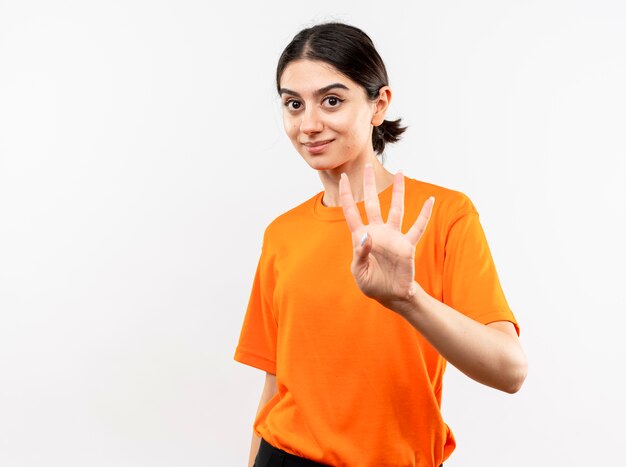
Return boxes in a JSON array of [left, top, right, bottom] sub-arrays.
[[302, 139, 334, 155], [303, 139, 334, 147]]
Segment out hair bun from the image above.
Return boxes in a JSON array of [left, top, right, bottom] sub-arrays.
[[373, 118, 407, 155]]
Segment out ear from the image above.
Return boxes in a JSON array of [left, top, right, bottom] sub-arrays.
[[371, 86, 392, 126]]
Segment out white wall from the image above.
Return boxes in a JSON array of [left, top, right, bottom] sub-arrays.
[[1, 1, 624, 465]]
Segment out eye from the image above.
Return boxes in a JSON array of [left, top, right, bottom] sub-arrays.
[[323, 96, 343, 108], [284, 99, 302, 111]]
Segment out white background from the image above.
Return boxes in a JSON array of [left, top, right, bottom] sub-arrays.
[[1, 1, 625, 465]]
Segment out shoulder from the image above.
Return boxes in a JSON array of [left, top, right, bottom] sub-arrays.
[[261, 191, 321, 243], [404, 177, 478, 220]]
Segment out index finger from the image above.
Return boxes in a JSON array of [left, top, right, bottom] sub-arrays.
[[339, 173, 364, 233]]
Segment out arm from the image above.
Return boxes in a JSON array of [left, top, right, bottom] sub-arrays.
[[392, 288, 527, 393], [339, 167, 527, 394], [247, 372, 278, 467]]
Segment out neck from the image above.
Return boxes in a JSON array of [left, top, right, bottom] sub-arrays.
[[318, 157, 395, 207]]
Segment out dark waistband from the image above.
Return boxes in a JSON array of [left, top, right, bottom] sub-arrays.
[[258, 438, 330, 467], [258, 438, 443, 467]]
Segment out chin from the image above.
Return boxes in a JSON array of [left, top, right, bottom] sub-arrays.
[[302, 157, 342, 172], [298, 151, 346, 171]]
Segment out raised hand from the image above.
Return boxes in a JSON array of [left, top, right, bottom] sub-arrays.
[[339, 165, 434, 312]]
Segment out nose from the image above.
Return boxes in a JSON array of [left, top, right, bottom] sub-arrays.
[[299, 106, 323, 135]]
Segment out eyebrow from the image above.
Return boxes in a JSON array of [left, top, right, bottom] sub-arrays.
[[279, 83, 350, 97]]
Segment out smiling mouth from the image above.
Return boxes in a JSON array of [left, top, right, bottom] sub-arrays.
[[303, 139, 334, 147], [302, 139, 334, 155]]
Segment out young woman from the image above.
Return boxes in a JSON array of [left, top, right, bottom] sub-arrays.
[[235, 22, 527, 467]]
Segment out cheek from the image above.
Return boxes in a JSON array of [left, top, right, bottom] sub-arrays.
[[357, 109, 374, 141], [326, 112, 353, 135], [337, 106, 372, 130], [282, 115, 298, 139], [334, 110, 372, 142]]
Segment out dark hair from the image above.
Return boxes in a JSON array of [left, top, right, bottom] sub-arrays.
[[276, 22, 407, 156]]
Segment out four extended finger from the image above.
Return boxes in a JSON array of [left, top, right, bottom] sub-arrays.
[[363, 164, 383, 224], [387, 171, 405, 231], [339, 173, 364, 233], [406, 196, 435, 245]]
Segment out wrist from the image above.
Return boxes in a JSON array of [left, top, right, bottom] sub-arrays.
[[383, 281, 426, 318]]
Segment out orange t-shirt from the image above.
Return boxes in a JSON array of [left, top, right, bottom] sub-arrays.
[[234, 177, 518, 467]]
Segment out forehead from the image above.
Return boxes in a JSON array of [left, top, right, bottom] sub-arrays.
[[280, 59, 357, 94]]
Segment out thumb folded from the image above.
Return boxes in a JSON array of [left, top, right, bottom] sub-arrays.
[[354, 232, 372, 269]]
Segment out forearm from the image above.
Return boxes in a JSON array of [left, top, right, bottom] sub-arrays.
[[248, 433, 261, 467], [389, 282, 528, 393], [248, 372, 277, 467]]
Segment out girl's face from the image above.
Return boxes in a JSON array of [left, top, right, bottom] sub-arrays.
[[279, 59, 385, 173]]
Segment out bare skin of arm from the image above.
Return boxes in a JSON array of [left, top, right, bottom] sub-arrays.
[[248, 372, 278, 467], [339, 166, 528, 393]]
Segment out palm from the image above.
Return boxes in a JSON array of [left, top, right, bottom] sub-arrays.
[[339, 166, 434, 307]]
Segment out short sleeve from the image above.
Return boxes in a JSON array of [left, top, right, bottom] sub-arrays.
[[233, 240, 278, 374], [442, 202, 519, 335]]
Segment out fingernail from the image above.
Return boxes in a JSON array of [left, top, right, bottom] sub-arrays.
[[360, 233, 368, 246]]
